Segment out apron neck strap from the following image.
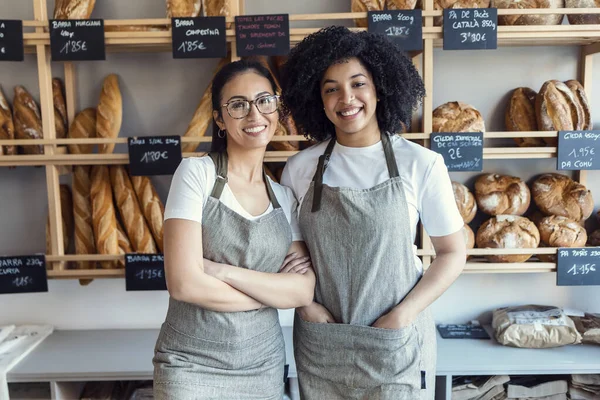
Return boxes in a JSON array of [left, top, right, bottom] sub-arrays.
[[208, 151, 281, 209], [310, 132, 399, 213]]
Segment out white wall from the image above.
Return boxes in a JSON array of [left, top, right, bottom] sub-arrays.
[[0, 0, 599, 330]]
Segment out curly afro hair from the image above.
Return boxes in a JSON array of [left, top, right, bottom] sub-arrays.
[[281, 26, 425, 142]]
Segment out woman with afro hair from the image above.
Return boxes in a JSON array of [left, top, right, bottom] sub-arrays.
[[280, 26, 466, 399]]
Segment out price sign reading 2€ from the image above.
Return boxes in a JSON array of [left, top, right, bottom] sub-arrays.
[[128, 136, 182, 176]]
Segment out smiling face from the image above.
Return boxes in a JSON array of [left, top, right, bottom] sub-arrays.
[[213, 70, 279, 151], [320, 57, 379, 141]]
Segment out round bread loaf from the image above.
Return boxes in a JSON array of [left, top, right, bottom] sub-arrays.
[[566, 0, 600, 24], [537, 215, 587, 262], [476, 215, 540, 262], [475, 174, 531, 216], [433, 102, 485, 133], [532, 173, 594, 221], [505, 87, 545, 147], [588, 229, 600, 246], [452, 182, 477, 223], [492, 0, 564, 25], [536, 80, 583, 146], [433, 0, 490, 25], [464, 223, 475, 249]]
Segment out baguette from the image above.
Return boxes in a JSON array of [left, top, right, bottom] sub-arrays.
[[73, 166, 96, 270], [53, 78, 68, 140], [0, 86, 16, 156], [68, 108, 96, 154], [110, 166, 157, 254], [387, 0, 418, 9], [54, 0, 96, 19], [352, 0, 385, 27], [116, 220, 132, 268], [90, 165, 119, 269], [104, 25, 168, 32], [167, 0, 202, 17], [13, 86, 43, 155], [130, 176, 165, 252], [203, 0, 231, 27], [183, 57, 228, 152], [46, 184, 74, 254], [96, 74, 122, 154]]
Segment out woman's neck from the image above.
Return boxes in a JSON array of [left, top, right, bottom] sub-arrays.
[[225, 144, 266, 183], [335, 126, 381, 148]]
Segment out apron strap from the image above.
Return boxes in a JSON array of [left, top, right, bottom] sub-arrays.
[[208, 152, 228, 199], [310, 133, 399, 212], [263, 169, 281, 209], [381, 132, 400, 178]]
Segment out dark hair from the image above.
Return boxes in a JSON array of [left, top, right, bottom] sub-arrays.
[[281, 26, 425, 142], [210, 59, 279, 152]]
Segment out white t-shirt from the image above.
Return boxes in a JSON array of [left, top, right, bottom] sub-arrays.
[[165, 156, 303, 242], [281, 135, 463, 272]]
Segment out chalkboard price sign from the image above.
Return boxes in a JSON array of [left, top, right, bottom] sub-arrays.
[[0, 255, 48, 295], [0, 20, 24, 61], [125, 254, 167, 291], [128, 136, 182, 176], [235, 14, 290, 57], [171, 17, 227, 59], [430, 132, 484, 171], [557, 247, 600, 286], [437, 324, 491, 339], [443, 8, 497, 50], [557, 130, 600, 170], [49, 19, 106, 61], [367, 10, 423, 51]]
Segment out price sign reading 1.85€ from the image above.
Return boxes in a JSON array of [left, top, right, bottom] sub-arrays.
[[367, 10, 423, 51], [557, 130, 600, 170], [557, 247, 600, 286], [171, 16, 227, 59], [49, 19, 106, 61], [128, 136, 182, 176], [0, 20, 24, 61]]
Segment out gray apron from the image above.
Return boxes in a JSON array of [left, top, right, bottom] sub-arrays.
[[153, 152, 292, 400], [294, 133, 436, 399]]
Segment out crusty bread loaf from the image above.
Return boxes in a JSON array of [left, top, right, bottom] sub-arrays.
[[452, 181, 477, 223], [96, 74, 122, 154], [90, 166, 119, 269], [589, 229, 600, 246], [565, 80, 592, 130], [53, 78, 68, 140], [0, 86, 16, 156], [536, 80, 583, 145], [475, 174, 531, 216], [54, 0, 96, 19], [492, 0, 564, 25], [46, 184, 74, 254], [110, 166, 157, 254], [73, 166, 96, 270], [352, 0, 385, 27], [432, 101, 485, 133], [476, 215, 540, 262], [566, 0, 600, 24], [537, 215, 587, 262], [13, 86, 44, 155], [167, 0, 202, 17], [131, 175, 165, 252], [505, 87, 544, 147], [387, 0, 418, 9], [463, 223, 475, 249], [183, 57, 228, 152], [68, 108, 96, 154], [532, 173, 594, 221], [434, 0, 490, 25]]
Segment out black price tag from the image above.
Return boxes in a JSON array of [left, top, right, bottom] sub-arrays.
[[557, 130, 600, 170], [235, 14, 290, 57], [0, 255, 48, 295], [171, 17, 227, 59], [437, 324, 491, 339], [443, 8, 497, 50], [128, 135, 182, 176], [368, 10, 423, 51], [49, 19, 106, 61], [0, 20, 24, 61], [557, 247, 600, 286], [125, 254, 167, 291], [430, 132, 483, 171]]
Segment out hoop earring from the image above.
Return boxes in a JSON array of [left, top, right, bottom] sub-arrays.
[[217, 129, 226, 139]]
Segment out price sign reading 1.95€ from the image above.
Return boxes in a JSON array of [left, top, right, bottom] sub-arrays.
[[557, 130, 600, 170], [128, 136, 182, 176]]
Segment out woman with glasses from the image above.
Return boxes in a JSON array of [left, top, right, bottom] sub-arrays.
[[280, 27, 466, 399], [153, 59, 315, 399]]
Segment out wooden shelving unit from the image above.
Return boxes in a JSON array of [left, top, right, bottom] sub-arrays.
[[0, 0, 598, 280]]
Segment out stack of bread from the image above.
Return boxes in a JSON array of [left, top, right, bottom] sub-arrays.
[[506, 79, 592, 147], [47, 166, 164, 270]]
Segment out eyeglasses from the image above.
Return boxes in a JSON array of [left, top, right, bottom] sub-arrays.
[[221, 95, 280, 119]]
